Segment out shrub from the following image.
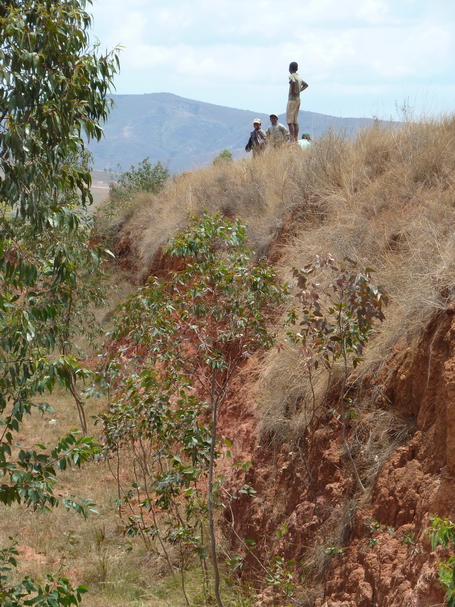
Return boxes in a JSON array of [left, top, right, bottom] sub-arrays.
[[213, 149, 234, 165], [109, 158, 170, 203]]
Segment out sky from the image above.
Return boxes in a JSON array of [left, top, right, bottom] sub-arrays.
[[89, 0, 455, 120]]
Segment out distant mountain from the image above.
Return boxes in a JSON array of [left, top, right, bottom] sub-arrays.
[[87, 92, 381, 173]]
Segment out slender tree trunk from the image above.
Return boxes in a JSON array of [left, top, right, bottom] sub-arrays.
[[69, 374, 88, 437], [340, 332, 365, 493], [208, 372, 225, 607]]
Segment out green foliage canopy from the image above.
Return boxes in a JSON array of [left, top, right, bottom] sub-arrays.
[[0, 0, 119, 603], [212, 149, 233, 165], [100, 212, 289, 605], [109, 158, 170, 203], [0, 0, 119, 224]]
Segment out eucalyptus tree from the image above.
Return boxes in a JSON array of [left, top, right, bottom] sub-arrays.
[[0, 0, 119, 603], [101, 212, 289, 607]]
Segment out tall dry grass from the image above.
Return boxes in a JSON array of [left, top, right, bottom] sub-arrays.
[[258, 115, 455, 447], [100, 145, 315, 280], [103, 113, 455, 447]]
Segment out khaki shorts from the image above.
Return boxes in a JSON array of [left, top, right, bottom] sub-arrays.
[[286, 99, 301, 124]]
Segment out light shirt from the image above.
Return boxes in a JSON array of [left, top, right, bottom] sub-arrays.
[[266, 122, 289, 146], [298, 139, 311, 149], [288, 73, 305, 101]]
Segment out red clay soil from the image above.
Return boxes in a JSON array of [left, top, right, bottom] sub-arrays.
[[218, 305, 455, 606]]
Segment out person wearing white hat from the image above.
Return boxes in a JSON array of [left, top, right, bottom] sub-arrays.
[[245, 118, 267, 158], [266, 113, 289, 147]]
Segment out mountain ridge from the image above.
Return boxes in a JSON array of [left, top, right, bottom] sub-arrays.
[[87, 92, 383, 173]]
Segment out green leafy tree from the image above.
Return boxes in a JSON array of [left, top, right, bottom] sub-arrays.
[[100, 212, 288, 607], [0, 0, 119, 603], [109, 157, 169, 203], [97, 158, 170, 234], [212, 149, 233, 165]]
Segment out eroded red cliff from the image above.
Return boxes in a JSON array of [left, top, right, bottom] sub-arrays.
[[219, 306, 455, 606]]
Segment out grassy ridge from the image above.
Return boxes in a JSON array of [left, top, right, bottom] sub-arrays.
[[86, 92, 383, 173]]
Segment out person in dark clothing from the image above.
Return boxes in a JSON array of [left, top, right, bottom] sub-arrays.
[[245, 118, 267, 157]]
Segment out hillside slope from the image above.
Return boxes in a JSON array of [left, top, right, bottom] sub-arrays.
[[87, 92, 381, 172], [101, 114, 455, 606]]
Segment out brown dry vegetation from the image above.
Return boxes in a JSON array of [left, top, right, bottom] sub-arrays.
[[7, 113, 455, 606], [106, 113, 455, 446]]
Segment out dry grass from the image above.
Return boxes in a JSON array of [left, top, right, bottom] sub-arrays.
[[255, 115, 455, 440], [1, 390, 147, 605], [4, 380, 258, 606], [257, 341, 335, 446], [99, 145, 313, 275], [351, 406, 416, 488], [3, 392, 248, 607]]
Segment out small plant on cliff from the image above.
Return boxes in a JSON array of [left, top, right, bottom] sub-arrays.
[[287, 255, 388, 491], [265, 556, 297, 597], [428, 516, 455, 606], [100, 212, 288, 607]]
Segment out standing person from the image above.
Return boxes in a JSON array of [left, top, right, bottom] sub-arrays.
[[286, 62, 308, 142], [245, 118, 267, 158], [266, 113, 289, 147]]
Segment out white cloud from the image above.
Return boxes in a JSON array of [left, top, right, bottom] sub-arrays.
[[356, 0, 390, 23], [89, 0, 455, 119], [122, 21, 451, 83], [112, 12, 148, 45]]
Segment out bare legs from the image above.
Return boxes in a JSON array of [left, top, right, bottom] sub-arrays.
[[288, 123, 299, 142]]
